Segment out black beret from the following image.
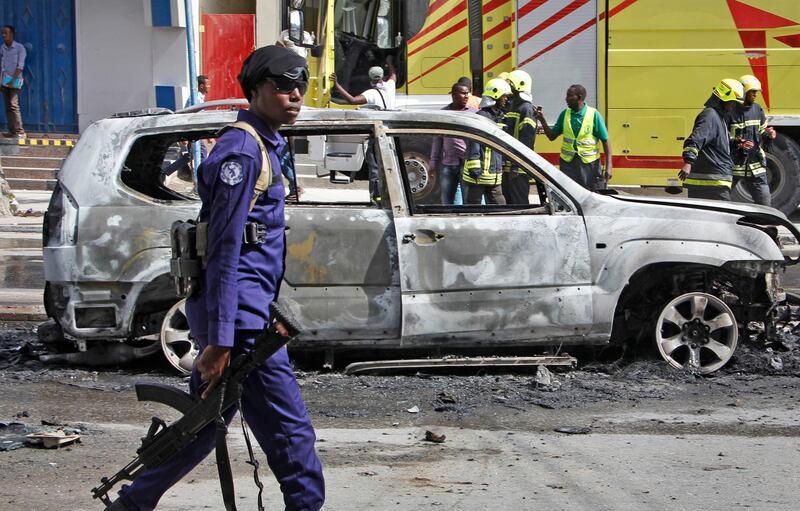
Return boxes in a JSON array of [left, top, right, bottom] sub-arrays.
[[238, 45, 308, 101]]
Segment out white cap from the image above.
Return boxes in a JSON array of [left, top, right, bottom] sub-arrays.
[[368, 66, 384, 81]]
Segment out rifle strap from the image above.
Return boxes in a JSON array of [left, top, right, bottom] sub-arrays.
[[214, 378, 238, 511], [239, 396, 266, 511]]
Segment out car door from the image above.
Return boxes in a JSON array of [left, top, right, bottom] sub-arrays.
[[280, 123, 401, 346], [383, 128, 594, 346]]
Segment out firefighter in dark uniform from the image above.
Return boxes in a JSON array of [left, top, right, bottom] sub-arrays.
[[729, 74, 777, 206], [463, 78, 511, 205], [678, 78, 744, 200], [502, 69, 537, 204], [107, 46, 325, 511]]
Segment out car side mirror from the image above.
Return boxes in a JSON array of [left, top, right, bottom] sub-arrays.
[[288, 9, 304, 44]]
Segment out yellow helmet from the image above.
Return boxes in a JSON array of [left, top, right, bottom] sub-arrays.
[[483, 78, 512, 100], [480, 78, 512, 108], [508, 70, 532, 94], [739, 74, 762, 93], [497, 72, 510, 81], [712, 78, 744, 103]]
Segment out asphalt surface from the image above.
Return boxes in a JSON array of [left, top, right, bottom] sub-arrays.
[[0, 345, 798, 511]]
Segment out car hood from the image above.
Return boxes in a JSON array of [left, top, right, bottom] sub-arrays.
[[608, 194, 789, 221]]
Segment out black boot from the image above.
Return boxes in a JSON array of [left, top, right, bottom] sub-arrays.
[[104, 499, 130, 511]]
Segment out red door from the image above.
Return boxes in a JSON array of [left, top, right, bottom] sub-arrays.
[[201, 14, 255, 100]]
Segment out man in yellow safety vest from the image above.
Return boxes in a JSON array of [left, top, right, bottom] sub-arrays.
[[536, 84, 612, 191]]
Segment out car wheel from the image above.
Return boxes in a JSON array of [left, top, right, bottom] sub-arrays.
[[160, 299, 198, 375], [404, 150, 437, 202], [655, 292, 738, 374]]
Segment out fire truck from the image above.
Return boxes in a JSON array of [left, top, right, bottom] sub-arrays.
[[286, 0, 800, 213]]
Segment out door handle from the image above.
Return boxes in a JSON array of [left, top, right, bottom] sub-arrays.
[[403, 231, 445, 245]]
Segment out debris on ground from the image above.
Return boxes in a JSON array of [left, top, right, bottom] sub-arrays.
[[26, 430, 82, 449], [406, 405, 420, 414], [533, 365, 554, 388], [437, 392, 456, 404], [0, 422, 33, 451], [554, 426, 591, 435], [343, 355, 577, 375], [0, 420, 83, 450], [424, 430, 446, 443]]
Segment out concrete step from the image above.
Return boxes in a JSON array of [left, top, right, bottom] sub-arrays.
[[3, 167, 59, 180], [1, 141, 73, 158], [6, 177, 57, 191], [2, 155, 63, 169], [16, 144, 72, 158]]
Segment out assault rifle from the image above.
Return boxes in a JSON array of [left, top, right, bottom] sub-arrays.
[[91, 301, 300, 507]]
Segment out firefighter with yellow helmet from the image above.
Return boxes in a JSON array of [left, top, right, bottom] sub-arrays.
[[463, 78, 511, 204], [678, 78, 744, 200], [501, 69, 538, 204], [728, 74, 777, 206]]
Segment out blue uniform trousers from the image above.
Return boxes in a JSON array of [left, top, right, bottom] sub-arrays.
[[118, 336, 325, 511]]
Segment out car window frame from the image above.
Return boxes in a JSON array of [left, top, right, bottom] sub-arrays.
[[281, 120, 382, 208], [384, 127, 580, 217], [117, 126, 217, 205]]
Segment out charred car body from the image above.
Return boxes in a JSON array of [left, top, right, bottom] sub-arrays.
[[42, 107, 798, 374]]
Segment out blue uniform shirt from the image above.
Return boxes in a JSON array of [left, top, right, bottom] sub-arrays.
[[186, 109, 286, 348]]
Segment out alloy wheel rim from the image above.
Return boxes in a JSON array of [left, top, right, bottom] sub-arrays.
[[655, 292, 738, 374], [160, 299, 198, 375]]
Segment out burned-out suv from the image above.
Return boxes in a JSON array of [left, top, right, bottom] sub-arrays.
[[43, 105, 798, 374]]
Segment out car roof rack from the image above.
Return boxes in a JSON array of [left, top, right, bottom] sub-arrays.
[[176, 99, 250, 114], [110, 107, 174, 118]]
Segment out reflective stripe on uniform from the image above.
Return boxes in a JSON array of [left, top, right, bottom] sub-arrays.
[[684, 178, 732, 188], [733, 161, 767, 176]]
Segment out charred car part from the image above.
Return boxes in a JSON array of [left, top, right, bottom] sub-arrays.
[[41, 107, 797, 374]]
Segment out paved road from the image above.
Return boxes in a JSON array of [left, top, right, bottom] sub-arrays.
[[1, 365, 797, 511]]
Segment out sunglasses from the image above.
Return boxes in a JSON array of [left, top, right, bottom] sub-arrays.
[[267, 76, 308, 95]]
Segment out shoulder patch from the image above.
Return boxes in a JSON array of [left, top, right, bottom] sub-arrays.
[[220, 161, 243, 186]]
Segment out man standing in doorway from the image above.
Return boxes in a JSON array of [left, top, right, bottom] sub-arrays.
[[1, 25, 26, 138], [677, 78, 744, 200], [184, 75, 210, 108], [729, 74, 776, 206], [537, 84, 611, 191]]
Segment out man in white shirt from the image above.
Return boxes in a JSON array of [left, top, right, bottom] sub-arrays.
[[330, 57, 396, 110], [330, 57, 397, 201]]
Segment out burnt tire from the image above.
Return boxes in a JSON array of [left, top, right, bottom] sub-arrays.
[[733, 133, 800, 215]]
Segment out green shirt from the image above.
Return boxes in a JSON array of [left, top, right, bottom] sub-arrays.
[[551, 105, 609, 149]]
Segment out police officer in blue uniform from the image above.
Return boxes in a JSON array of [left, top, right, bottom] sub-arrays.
[[108, 45, 325, 511]]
